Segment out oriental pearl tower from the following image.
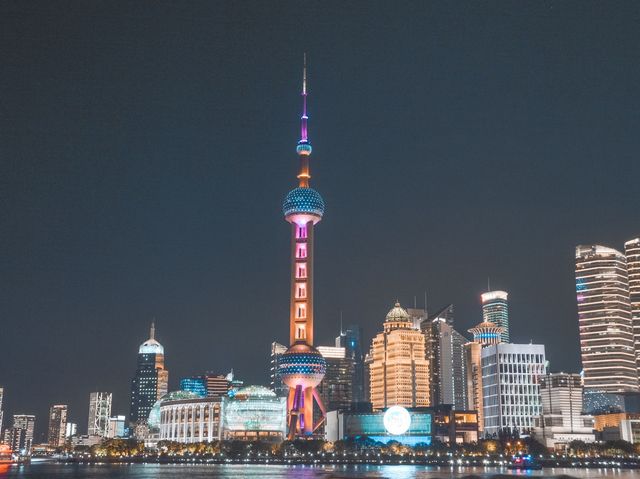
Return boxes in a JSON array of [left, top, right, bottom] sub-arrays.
[[278, 56, 327, 439]]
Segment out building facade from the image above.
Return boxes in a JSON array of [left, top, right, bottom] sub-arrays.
[[130, 323, 169, 425], [576, 245, 637, 392], [533, 373, 595, 449], [270, 342, 289, 397], [47, 404, 68, 447], [88, 392, 112, 437], [335, 324, 366, 404], [107, 416, 126, 438], [316, 346, 354, 413], [464, 320, 505, 433], [482, 343, 546, 437], [159, 396, 222, 443], [422, 305, 467, 410], [625, 238, 640, 369], [369, 302, 430, 410], [7, 415, 35, 455], [481, 291, 509, 343]]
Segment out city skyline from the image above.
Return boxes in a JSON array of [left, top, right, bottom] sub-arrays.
[[1, 1, 639, 438]]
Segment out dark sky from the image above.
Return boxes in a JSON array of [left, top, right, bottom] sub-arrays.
[[1, 1, 639, 439]]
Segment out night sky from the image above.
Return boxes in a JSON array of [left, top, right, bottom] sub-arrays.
[[1, 1, 639, 439]]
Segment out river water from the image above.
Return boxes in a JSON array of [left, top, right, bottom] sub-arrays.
[[0, 463, 638, 478]]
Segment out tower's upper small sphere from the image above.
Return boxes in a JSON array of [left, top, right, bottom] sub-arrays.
[[278, 341, 326, 389], [296, 142, 312, 156], [283, 187, 325, 219]]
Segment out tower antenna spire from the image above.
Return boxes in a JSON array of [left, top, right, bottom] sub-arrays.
[[300, 53, 309, 143], [150, 320, 155, 340]]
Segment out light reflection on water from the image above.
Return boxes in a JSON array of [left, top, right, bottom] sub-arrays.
[[0, 463, 638, 479]]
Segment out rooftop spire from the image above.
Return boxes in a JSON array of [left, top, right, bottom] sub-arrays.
[[300, 53, 309, 144], [150, 321, 155, 340]]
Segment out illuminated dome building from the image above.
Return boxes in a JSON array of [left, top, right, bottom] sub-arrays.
[[278, 56, 327, 439], [130, 323, 169, 427], [369, 302, 430, 410], [221, 386, 287, 441]]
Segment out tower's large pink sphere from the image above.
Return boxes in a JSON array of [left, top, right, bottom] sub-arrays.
[[279, 342, 326, 389]]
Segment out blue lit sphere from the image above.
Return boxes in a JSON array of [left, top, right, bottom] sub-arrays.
[[279, 342, 326, 389], [283, 187, 325, 218], [296, 142, 312, 156]]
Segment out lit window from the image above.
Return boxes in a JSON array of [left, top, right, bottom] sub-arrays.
[[296, 225, 308, 239], [296, 242, 307, 259]]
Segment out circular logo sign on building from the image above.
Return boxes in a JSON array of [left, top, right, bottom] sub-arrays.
[[383, 406, 411, 436]]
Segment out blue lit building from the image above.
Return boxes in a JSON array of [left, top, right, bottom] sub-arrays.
[[336, 324, 366, 404], [481, 291, 509, 343], [180, 377, 207, 397]]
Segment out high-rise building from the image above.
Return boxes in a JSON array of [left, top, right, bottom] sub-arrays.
[[107, 416, 126, 438], [88, 392, 112, 437], [180, 376, 207, 397], [533, 372, 595, 449], [482, 343, 546, 437], [270, 342, 289, 397], [369, 302, 430, 410], [65, 422, 77, 438], [130, 322, 169, 424], [464, 320, 505, 433], [481, 291, 509, 343], [316, 346, 354, 413], [625, 238, 640, 369], [7, 415, 35, 455], [421, 305, 467, 410], [47, 404, 68, 447], [277, 57, 327, 438], [335, 324, 366, 404], [576, 245, 637, 392], [0, 388, 4, 435]]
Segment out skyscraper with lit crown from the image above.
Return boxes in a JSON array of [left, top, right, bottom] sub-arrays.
[[130, 322, 169, 425], [277, 57, 327, 439], [481, 291, 509, 343], [369, 302, 430, 410]]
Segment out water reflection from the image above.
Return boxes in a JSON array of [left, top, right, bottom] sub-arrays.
[[0, 463, 639, 479]]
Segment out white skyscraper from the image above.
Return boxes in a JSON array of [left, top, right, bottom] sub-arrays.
[[625, 238, 640, 369], [88, 392, 112, 437], [481, 291, 509, 343], [482, 343, 546, 437], [576, 245, 637, 392]]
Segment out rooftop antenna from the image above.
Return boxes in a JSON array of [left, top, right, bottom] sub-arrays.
[[487, 277, 491, 292], [424, 291, 428, 315], [414, 296, 417, 309], [339, 310, 344, 335], [150, 320, 156, 340]]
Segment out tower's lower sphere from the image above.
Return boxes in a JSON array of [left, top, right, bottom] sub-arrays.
[[279, 342, 326, 389]]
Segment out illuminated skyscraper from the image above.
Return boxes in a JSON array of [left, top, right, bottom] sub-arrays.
[[0, 388, 4, 435], [278, 57, 327, 438], [269, 342, 289, 397], [421, 305, 467, 409], [482, 343, 546, 436], [576, 245, 637, 392], [335, 324, 366, 404], [464, 320, 505, 433], [7, 415, 35, 455], [369, 302, 430, 410], [316, 346, 354, 413], [130, 322, 169, 425], [47, 404, 68, 447], [481, 291, 509, 343], [88, 392, 112, 437], [625, 238, 640, 368]]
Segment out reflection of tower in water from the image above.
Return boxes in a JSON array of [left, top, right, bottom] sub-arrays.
[[278, 56, 327, 438]]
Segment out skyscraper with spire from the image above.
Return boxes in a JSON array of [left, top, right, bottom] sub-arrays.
[[130, 322, 169, 426], [277, 56, 328, 438]]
